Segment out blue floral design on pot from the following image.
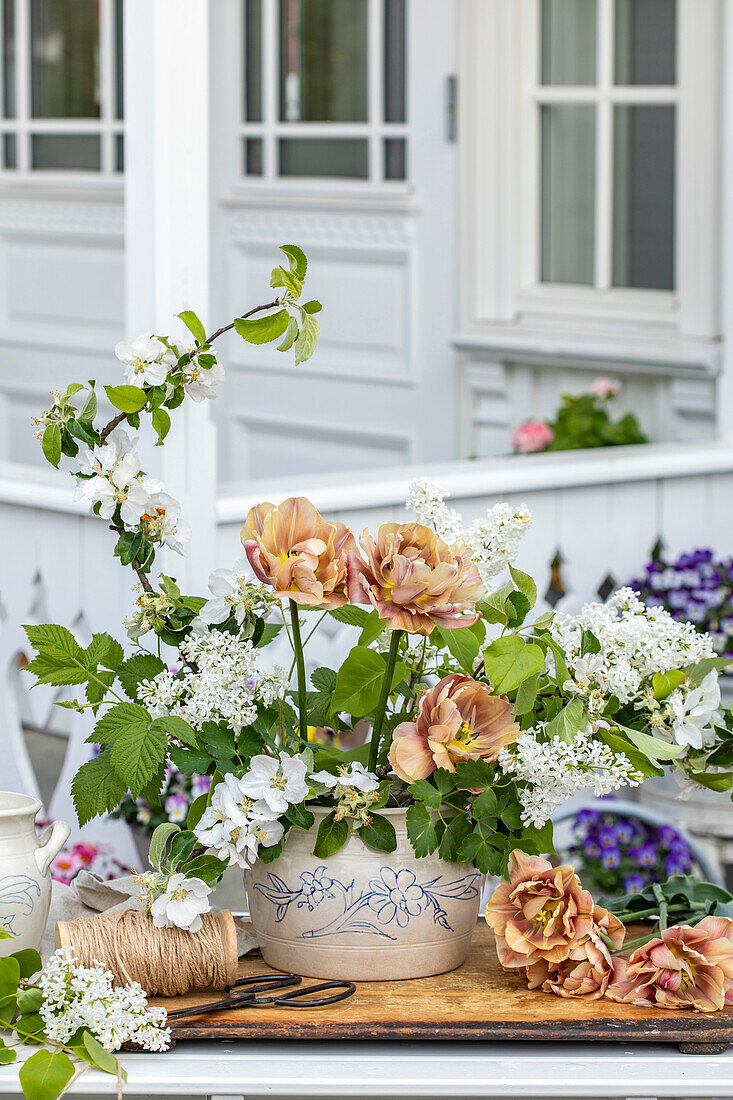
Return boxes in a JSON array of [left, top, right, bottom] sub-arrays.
[[0, 875, 41, 936], [252, 865, 480, 941]]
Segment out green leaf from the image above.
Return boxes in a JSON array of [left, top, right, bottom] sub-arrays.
[[437, 624, 482, 674], [82, 1031, 123, 1078], [111, 713, 167, 798], [581, 629, 601, 656], [359, 812, 397, 853], [19, 1050, 75, 1100], [280, 244, 307, 280], [483, 635, 545, 694], [513, 674, 538, 716], [168, 744, 212, 777], [168, 830, 197, 870], [329, 605, 371, 627], [25, 624, 83, 666], [685, 657, 732, 686], [12, 949, 41, 981], [66, 418, 98, 446], [277, 315, 299, 353], [0, 1041, 16, 1064], [438, 813, 474, 862], [177, 310, 206, 345], [313, 811, 349, 858], [294, 312, 319, 365], [405, 803, 438, 857], [234, 309, 289, 344], [16, 988, 43, 1014], [85, 633, 124, 671], [506, 591, 531, 627], [180, 853, 228, 887], [198, 724, 237, 766], [408, 779, 442, 808], [302, 299, 322, 314], [92, 701, 152, 746], [270, 265, 302, 298], [472, 787, 497, 817], [103, 384, 148, 414], [72, 751, 127, 826], [41, 424, 61, 468], [0, 956, 19, 1006], [117, 654, 166, 700], [187, 793, 208, 832], [476, 582, 513, 625], [148, 822, 180, 871], [78, 386, 97, 422], [151, 714, 198, 747], [508, 565, 537, 609], [598, 729, 663, 778], [151, 406, 171, 445], [284, 803, 315, 831], [653, 669, 686, 700], [454, 758, 492, 790], [331, 646, 406, 718], [615, 722, 683, 762], [358, 610, 386, 648], [545, 698, 587, 743]]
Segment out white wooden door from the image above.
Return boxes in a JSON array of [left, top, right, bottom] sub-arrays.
[[212, 0, 459, 485]]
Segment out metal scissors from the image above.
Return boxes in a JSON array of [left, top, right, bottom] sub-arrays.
[[167, 972, 356, 1020]]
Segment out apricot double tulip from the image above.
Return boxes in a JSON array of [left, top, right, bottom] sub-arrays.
[[348, 521, 482, 634], [388, 673, 518, 782], [240, 497, 355, 609], [607, 916, 733, 1012], [484, 850, 624, 970]]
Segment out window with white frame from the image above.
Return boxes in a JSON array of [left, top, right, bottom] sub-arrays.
[[526, 0, 677, 294], [0, 0, 123, 174], [241, 0, 407, 182]]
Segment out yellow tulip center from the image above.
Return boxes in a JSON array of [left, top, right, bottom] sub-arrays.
[[534, 899, 559, 930]]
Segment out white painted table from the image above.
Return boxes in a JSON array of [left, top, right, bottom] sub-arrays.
[[2, 1041, 733, 1099]]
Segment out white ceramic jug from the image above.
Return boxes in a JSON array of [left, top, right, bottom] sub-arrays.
[[0, 792, 70, 956]]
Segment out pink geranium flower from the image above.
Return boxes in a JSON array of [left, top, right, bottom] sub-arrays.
[[590, 376, 621, 399], [511, 421, 554, 454]]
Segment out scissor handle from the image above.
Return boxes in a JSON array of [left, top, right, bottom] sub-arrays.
[[269, 980, 356, 1008], [225, 974, 301, 996]]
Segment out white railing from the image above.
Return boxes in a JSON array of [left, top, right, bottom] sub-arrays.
[[3, 439, 733, 859]]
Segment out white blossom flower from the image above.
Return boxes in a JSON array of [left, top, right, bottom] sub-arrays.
[[668, 671, 721, 750], [311, 762, 380, 794], [77, 427, 137, 477], [149, 872, 212, 932], [80, 466, 160, 526], [38, 947, 170, 1052], [200, 562, 277, 627], [193, 776, 285, 870], [238, 753, 309, 816], [183, 359, 225, 402], [139, 491, 191, 554], [115, 332, 172, 387]]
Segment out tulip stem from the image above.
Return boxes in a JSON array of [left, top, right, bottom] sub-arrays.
[[369, 629, 403, 771], [289, 599, 308, 742]]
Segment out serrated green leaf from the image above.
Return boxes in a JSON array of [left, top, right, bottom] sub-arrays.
[[270, 265, 302, 297], [438, 813, 474, 862], [234, 309, 289, 344], [25, 624, 83, 666], [454, 758, 492, 789], [280, 244, 307, 280], [329, 605, 371, 627], [483, 635, 545, 694], [472, 787, 497, 817], [331, 646, 406, 719], [41, 424, 61, 467], [19, 1049, 75, 1100], [92, 701, 151, 746], [117, 654, 166, 700], [408, 779, 442, 808], [103, 384, 148, 413], [111, 715, 166, 798], [85, 632, 124, 671], [313, 811, 349, 857], [178, 310, 206, 345], [294, 312, 319, 365], [406, 803, 438, 857], [168, 744, 212, 777], [359, 812, 397, 853], [506, 590, 531, 626], [476, 582, 513, 626], [72, 752, 127, 825], [181, 853, 228, 886], [151, 714, 198, 747]]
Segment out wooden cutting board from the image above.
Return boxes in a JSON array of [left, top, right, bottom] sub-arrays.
[[155, 923, 733, 1052]]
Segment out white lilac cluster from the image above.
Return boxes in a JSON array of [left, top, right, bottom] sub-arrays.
[[199, 561, 279, 629], [498, 728, 644, 828], [76, 427, 190, 554], [311, 762, 381, 828], [137, 628, 288, 731], [135, 870, 213, 932], [37, 947, 170, 1052], [194, 755, 309, 868], [406, 478, 531, 590]]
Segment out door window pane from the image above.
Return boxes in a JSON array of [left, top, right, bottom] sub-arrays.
[[385, 137, 405, 180], [3, 0, 15, 116], [384, 0, 405, 122], [3, 134, 15, 167], [612, 105, 675, 290], [615, 0, 675, 85], [279, 137, 367, 177], [244, 136, 263, 175], [279, 0, 367, 122], [115, 0, 124, 118], [541, 104, 595, 284], [541, 0, 596, 85], [31, 133, 101, 170], [31, 0, 100, 118], [244, 0, 262, 121]]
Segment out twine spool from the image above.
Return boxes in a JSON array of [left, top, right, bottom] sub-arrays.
[[55, 909, 238, 996]]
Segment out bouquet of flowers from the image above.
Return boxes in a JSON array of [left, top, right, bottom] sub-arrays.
[[569, 807, 695, 897], [22, 245, 733, 935], [631, 547, 733, 658], [512, 377, 648, 454]]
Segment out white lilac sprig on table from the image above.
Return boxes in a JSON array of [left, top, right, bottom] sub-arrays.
[[21, 247, 733, 950]]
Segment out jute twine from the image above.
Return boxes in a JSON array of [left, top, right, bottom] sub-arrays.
[[54, 909, 239, 996]]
